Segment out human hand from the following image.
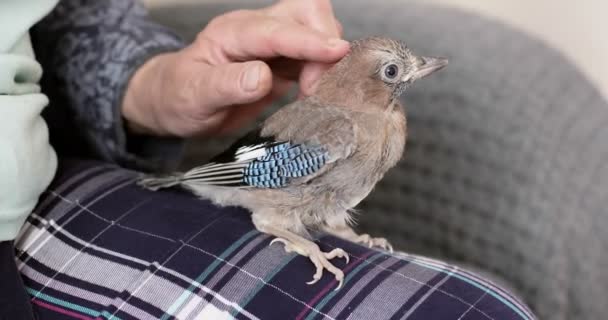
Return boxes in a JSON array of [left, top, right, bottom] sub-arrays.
[[122, 0, 348, 137]]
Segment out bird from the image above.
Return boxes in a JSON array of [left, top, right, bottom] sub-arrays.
[[138, 37, 447, 290]]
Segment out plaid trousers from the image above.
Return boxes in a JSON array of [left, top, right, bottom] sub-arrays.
[[14, 159, 535, 320]]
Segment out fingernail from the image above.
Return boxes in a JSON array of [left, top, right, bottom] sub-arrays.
[[327, 38, 349, 48], [242, 64, 261, 92]]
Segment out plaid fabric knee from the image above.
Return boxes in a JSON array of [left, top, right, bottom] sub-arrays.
[[14, 159, 535, 320]]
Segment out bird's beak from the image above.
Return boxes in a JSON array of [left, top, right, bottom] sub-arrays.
[[410, 56, 448, 81]]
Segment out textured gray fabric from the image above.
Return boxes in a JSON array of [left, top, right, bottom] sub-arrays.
[[149, 1, 608, 319]]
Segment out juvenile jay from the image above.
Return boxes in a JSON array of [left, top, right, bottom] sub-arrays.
[[139, 37, 447, 289]]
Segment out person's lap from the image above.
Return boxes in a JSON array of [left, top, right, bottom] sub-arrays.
[[14, 159, 534, 320]]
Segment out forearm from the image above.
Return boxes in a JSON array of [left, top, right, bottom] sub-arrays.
[[32, 0, 186, 171]]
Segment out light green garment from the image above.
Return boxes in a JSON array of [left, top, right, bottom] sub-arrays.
[[0, 0, 59, 241]]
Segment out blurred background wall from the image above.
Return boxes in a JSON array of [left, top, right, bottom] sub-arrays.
[[144, 0, 608, 100]]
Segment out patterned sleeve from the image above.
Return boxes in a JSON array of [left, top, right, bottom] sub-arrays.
[[31, 0, 186, 172]]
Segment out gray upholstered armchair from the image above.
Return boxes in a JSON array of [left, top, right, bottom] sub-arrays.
[[150, 1, 608, 319]]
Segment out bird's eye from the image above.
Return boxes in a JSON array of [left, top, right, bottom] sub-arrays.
[[384, 64, 399, 79]]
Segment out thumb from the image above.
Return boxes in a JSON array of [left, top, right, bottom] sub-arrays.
[[198, 60, 273, 111]]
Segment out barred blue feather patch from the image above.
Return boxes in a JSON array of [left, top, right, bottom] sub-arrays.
[[181, 136, 329, 189]]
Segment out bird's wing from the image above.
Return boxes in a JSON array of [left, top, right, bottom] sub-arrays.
[[180, 101, 356, 189], [261, 99, 357, 163]]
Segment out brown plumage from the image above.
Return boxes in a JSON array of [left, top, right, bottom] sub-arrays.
[[139, 37, 447, 289]]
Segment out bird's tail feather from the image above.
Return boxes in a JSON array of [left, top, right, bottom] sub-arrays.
[[137, 174, 183, 191], [179, 162, 249, 186], [137, 161, 249, 191]]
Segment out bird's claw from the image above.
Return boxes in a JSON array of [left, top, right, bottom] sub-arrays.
[[307, 249, 348, 290], [374, 239, 393, 253], [270, 237, 347, 290], [307, 249, 346, 291], [324, 248, 350, 264], [357, 234, 394, 253], [270, 237, 289, 249]]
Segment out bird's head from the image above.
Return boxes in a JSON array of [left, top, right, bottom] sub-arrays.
[[356, 37, 448, 98], [313, 37, 448, 110]]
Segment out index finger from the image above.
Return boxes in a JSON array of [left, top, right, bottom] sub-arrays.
[[281, 0, 341, 38], [215, 15, 349, 62]]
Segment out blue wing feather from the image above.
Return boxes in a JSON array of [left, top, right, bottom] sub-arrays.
[[181, 129, 329, 189], [243, 143, 328, 188]]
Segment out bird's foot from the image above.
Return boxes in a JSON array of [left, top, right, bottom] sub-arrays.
[[322, 226, 394, 253], [270, 238, 349, 290], [353, 234, 394, 253]]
